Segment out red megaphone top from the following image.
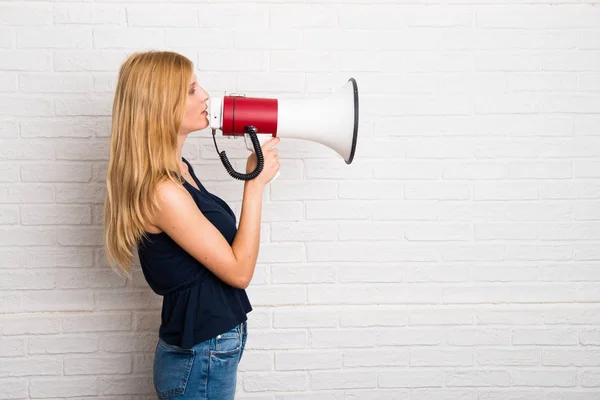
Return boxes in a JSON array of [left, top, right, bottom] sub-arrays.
[[222, 96, 278, 137]]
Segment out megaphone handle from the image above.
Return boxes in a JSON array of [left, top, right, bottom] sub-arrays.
[[243, 133, 254, 152], [244, 133, 280, 182]]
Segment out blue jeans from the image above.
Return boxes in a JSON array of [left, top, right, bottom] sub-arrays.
[[153, 321, 248, 399]]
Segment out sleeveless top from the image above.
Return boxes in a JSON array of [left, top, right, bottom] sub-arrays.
[[137, 157, 252, 349]]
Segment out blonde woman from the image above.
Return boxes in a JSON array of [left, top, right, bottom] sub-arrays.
[[103, 51, 280, 399]]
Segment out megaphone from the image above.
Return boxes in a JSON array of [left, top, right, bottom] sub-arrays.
[[208, 78, 359, 181]]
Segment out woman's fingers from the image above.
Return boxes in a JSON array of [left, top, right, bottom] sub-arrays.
[[262, 137, 280, 151]]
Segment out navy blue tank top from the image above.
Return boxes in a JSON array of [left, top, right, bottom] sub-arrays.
[[137, 157, 252, 349]]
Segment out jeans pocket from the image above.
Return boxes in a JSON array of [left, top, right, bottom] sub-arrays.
[[153, 339, 195, 399], [210, 325, 241, 357]]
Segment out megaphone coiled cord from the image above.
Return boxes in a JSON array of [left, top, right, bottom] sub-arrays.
[[212, 126, 264, 181]]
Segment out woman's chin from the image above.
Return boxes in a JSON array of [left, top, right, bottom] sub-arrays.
[[194, 122, 210, 133]]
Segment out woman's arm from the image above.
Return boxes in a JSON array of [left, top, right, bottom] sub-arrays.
[[152, 138, 279, 289], [229, 180, 264, 288]]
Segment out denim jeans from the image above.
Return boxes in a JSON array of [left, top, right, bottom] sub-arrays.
[[153, 321, 248, 399]]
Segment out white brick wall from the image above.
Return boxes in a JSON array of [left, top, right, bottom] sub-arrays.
[[1, 0, 600, 398]]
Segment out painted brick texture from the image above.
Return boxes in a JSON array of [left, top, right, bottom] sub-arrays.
[[1, 1, 599, 399]]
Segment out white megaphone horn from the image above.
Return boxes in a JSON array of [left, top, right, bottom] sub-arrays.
[[208, 78, 359, 182]]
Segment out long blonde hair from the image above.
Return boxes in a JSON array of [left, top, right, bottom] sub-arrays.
[[103, 51, 193, 277]]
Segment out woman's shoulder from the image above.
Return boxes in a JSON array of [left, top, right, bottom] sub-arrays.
[[155, 177, 187, 199], [144, 177, 188, 233]]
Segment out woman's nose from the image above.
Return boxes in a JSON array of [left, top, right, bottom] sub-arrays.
[[200, 87, 209, 102]]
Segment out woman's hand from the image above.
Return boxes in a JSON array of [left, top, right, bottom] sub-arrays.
[[246, 137, 280, 187]]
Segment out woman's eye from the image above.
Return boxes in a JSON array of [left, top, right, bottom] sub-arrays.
[[189, 88, 196, 95]]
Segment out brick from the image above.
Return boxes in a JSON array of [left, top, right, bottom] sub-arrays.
[[53, 50, 129, 71], [19, 73, 92, 93], [379, 328, 443, 346], [29, 335, 98, 354], [0, 358, 62, 378], [379, 370, 444, 388], [275, 350, 340, 370], [54, 4, 123, 25], [477, 349, 540, 366], [0, 71, 17, 91], [198, 4, 268, 28], [308, 284, 440, 305], [0, 270, 55, 290], [17, 27, 91, 49], [271, 264, 336, 284], [194, 49, 267, 72], [237, 72, 305, 93], [93, 28, 163, 49], [243, 372, 307, 392], [446, 370, 511, 387], [447, 328, 511, 346], [64, 355, 132, 375], [0, 379, 28, 400], [0, 5, 52, 25], [126, 5, 198, 27], [343, 348, 408, 367], [30, 377, 97, 398], [98, 333, 157, 353], [513, 370, 577, 387], [0, 120, 17, 138], [309, 370, 377, 390], [21, 205, 91, 225], [234, 30, 301, 50], [239, 351, 274, 372], [513, 328, 579, 345], [410, 348, 474, 366], [248, 330, 308, 351], [274, 307, 337, 328], [246, 285, 306, 306], [165, 28, 232, 49], [0, 338, 26, 357], [0, 315, 61, 335], [62, 313, 131, 333]]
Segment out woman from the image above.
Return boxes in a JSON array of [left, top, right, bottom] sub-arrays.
[[103, 51, 279, 399]]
